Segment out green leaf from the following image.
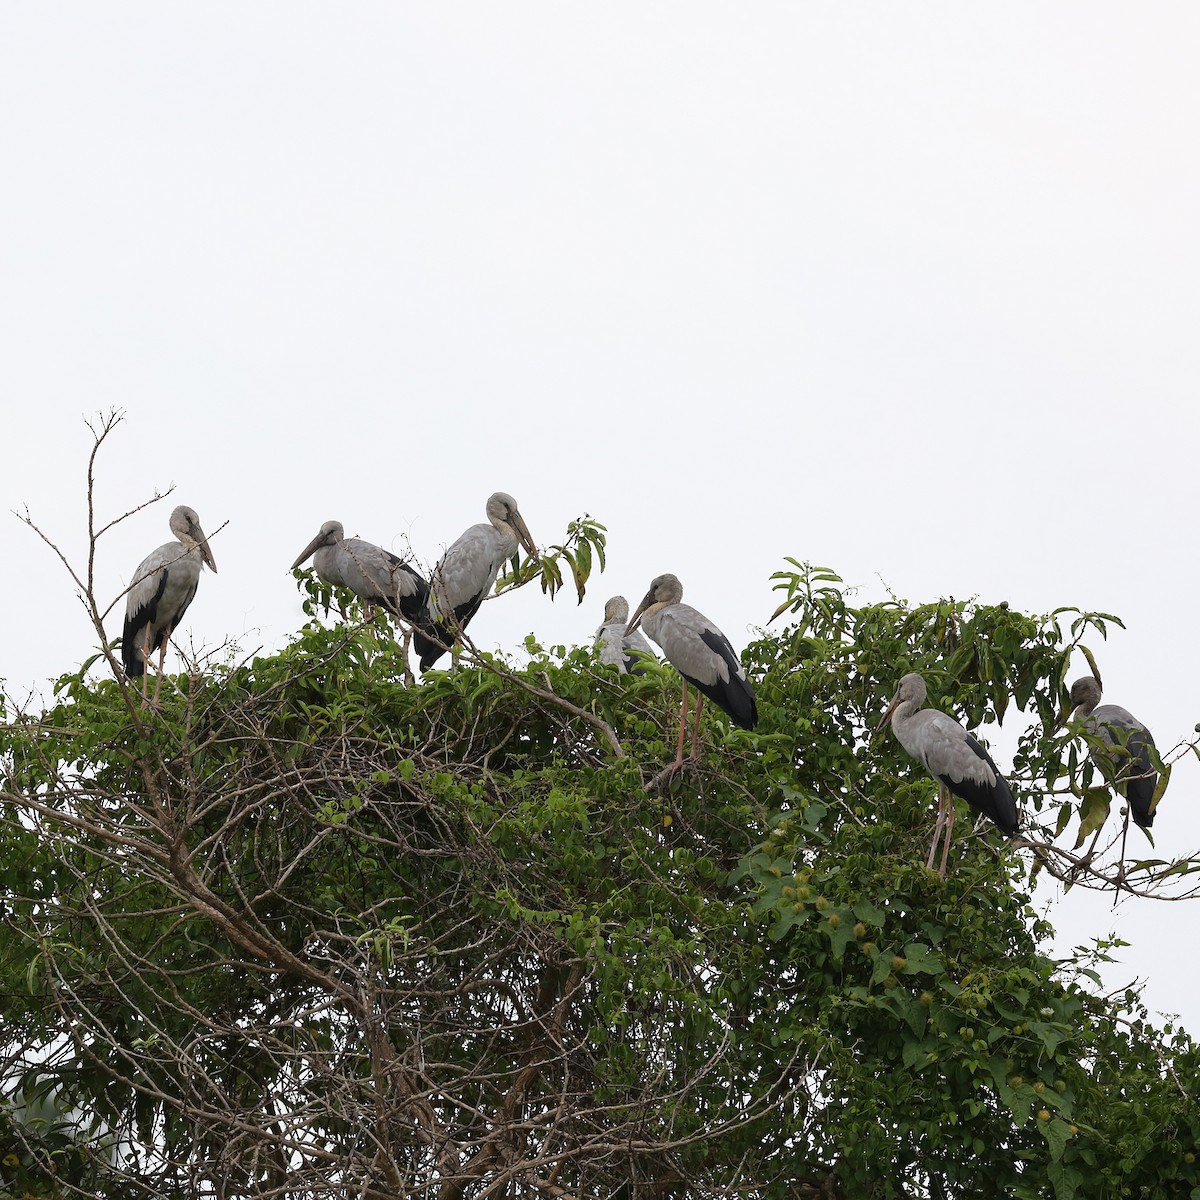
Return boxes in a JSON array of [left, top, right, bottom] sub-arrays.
[[1072, 788, 1111, 850]]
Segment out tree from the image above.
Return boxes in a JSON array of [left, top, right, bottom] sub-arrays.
[[1, 426, 1197, 1198]]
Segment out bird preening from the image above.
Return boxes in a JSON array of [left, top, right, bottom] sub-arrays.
[[1061, 674, 1159, 831], [414, 492, 538, 672], [122, 505, 217, 707], [877, 672, 1019, 877], [626, 573, 758, 776], [594, 595, 654, 674]]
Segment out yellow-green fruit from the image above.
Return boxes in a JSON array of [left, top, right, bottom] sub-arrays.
[[919, 992, 933, 1007], [892, 955, 907, 970], [827, 914, 841, 928], [1038, 1110, 1051, 1121], [853, 922, 866, 938], [1033, 1082, 1046, 1095], [815, 896, 829, 911], [1054, 1080, 1067, 1093]]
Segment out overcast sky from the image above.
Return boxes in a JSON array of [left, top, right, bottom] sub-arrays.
[[3, 5, 1198, 1032]]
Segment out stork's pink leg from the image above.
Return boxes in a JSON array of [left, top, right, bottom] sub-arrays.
[[151, 634, 169, 708], [688, 693, 706, 760], [938, 791, 956, 878], [671, 680, 690, 769], [926, 788, 947, 871], [140, 627, 152, 708]]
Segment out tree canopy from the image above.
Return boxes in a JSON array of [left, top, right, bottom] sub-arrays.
[[0, 512, 1198, 1198]]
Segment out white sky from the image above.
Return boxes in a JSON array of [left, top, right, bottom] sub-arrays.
[[3, 6, 1199, 1033]]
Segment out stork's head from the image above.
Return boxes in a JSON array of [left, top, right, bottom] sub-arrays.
[[626, 573, 683, 635], [291, 520, 344, 571], [486, 492, 538, 561], [602, 595, 630, 625], [876, 672, 927, 734], [1053, 674, 1104, 731], [171, 506, 218, 573]]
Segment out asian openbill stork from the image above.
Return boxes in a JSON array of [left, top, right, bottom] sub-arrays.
[[877, 672, 1019, 876], [1064, 675, 1159, 830], [413, 492, 538, 671], [625, 573, 757, 774], [595, 595, 654, 674], [122, 505, 217, 706], [291, 520, 428, 625]]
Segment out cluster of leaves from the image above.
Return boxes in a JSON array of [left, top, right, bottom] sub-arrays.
[[497, 515, 608, 604], [0, 559, 1196, 1197]]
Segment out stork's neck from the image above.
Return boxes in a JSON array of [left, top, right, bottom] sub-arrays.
[[490, 522, 518, 556]]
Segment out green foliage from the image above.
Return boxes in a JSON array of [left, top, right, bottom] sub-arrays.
[[0, 562, 1196, 1197], [497, 514, 608, 604]]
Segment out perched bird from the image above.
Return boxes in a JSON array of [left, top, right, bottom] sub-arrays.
[[877, 673, 1019, 876], [414, 492, 538, 671], [594, 595, 654, 674], [291, 520, 429, 624], [1064, 675, 1158, 829], [122, 505, 218, 706], [626, 573, 757, 773]]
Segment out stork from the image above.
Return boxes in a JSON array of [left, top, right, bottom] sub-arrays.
[[413, 492, 538, 671], [877, 673, 1018, 876], [1064, 675, 1158, 830], [122, 505, 217, 706], [291, 520, 429, 625], [625, 573, 757, 774], [594, 595, 654, 674]]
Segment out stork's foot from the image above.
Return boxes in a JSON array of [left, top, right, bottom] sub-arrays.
[[644, 755, 698, 793]]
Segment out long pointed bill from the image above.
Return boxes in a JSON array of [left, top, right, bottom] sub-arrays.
[[512, 512, 539, 563], [874, 694, 901, 739], [291, 532, 327, 572], [1050, 705, 1077, 735], [625, 592, 654, 638], [196, 530, 218, 574]]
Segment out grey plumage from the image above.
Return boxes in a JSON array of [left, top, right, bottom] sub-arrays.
[[414, 492, 538, 671], [626, 573, 757, 774], [291, 520, 428, 624], [595, 595, 654, 674], [122, 505, 217, 698], [1066, 675, 1158, 829], [877, 672, 1018, 875], [627, 575, 757, 730]]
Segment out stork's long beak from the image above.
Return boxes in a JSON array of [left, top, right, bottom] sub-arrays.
[[513, 511, 539, 562], [291, 531, 326, 572], [624, 591, 653, 637], [874, 693, 901, 739], [1050, 705, 1076, 736], [193, 523, 218, 574]]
